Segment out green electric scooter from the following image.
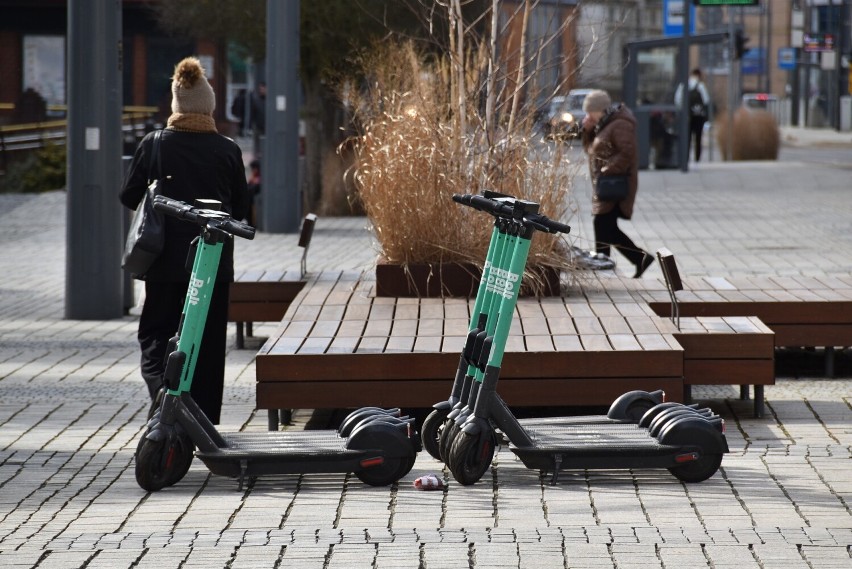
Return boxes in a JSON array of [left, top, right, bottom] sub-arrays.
[[425, 192, 728, 486], [420, 191, 669, 461], [134, 196, 420, 492]]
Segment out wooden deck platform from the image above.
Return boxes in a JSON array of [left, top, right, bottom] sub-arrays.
[[250, 262, 850, 417], [229, 269, 306, 348], [581, 274, 852, 349], [255, 271, 687, 411]]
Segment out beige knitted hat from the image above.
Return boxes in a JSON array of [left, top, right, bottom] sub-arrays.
[[171, 57, 215, 115], [582, 90, 611, 114]]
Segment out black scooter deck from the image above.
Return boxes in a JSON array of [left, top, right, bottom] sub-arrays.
[[195, 431, 392, 478], [510, 425, 696, 471]]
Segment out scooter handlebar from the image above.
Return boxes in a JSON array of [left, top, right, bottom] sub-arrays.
[[153, 195, 256, 240], [452, 193, 570, 235]]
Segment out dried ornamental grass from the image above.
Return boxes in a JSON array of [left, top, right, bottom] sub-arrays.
[[348, 42, 577, 295]]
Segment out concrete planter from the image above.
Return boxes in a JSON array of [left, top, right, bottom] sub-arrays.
[[375, 258, 560, 298]]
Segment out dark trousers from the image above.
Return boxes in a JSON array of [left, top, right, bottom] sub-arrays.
[[689, 116, 706, 162], [138, 279, 229, 424], [594, 208, 647, 268]]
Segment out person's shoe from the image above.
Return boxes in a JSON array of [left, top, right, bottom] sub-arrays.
[[633, 253, 654, 278]]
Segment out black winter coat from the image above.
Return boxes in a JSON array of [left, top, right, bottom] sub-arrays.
[[120, 129, 249, 282]]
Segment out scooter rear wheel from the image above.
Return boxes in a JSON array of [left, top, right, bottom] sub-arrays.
[[638, 402, 687, 429], [447, 428, 496, 486], [421, 409, 449, 460], [355, 457, 407, 487], [668, 453, 724, 483], [648, 408, 703, 439], [339, 408, 398, 438], [659, 416, 726, 483]]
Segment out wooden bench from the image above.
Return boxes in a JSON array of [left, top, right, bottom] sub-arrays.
[[255, 270, 686, 428], [647, 276, 852, 377], [228, 213, 316, 349], [585, 270, 852, 377], [656, 248, 775, 417]]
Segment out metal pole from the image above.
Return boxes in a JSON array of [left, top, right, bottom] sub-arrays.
[[66, 0, 124, 319], [261, 0, 301, 233], [727, 9, 736, 161], [708, 68, 715, 162], [765, 1, 772, 94], [834, 0, 846, 131], [679, 1, 691, 172]]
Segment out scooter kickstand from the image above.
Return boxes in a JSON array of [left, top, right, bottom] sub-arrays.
[[549, 454, 563, 485]]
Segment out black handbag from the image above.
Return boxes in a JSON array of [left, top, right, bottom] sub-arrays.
[[596, 174, 630, 202], [122, 130, 165, 276]]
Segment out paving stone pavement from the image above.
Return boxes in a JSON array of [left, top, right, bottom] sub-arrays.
[[1, 156, 851, 568]]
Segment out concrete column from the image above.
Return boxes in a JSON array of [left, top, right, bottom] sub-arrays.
[[65, 0, 124, 319], [261, 0, 301, 233]]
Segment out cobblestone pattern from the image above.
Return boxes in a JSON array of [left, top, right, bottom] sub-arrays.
[[1, 161, 851, 568]]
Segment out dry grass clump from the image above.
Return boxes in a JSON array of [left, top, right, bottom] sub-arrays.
[[716, 108, 780, 161], [347, 41, 576, 293]]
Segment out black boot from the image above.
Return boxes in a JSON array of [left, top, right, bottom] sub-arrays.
[[633, 253, 654, 278]]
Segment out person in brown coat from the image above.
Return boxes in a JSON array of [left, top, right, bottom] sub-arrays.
[[581, 90, 654, 278]]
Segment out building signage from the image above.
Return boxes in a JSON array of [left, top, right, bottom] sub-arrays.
[[803, 33, 835, 53], [664, 0, 696, 37], [778, 47, 796, 70]]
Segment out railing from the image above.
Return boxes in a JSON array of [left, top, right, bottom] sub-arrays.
[[0, 105, 159, 171]]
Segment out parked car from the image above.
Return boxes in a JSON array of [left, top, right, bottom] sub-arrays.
[[542, 89, 593, 141], [742, 93, 779, 113]]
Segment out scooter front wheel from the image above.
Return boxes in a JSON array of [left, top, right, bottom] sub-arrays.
[[421, 409, 449, 460], [135, 432, 194, 492], [447, 428, 496, 486], [438, 418, 463, 462]]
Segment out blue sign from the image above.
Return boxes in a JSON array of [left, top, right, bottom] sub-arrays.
[[778, 47, 796, 70], [741, 47, 765, 75], [663, 0, 697, 37]]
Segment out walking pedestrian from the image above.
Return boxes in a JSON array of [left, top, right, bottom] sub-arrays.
[[674, 68, 711, 162], [581, 89, 654, 278], [121, 57, 250, 424]]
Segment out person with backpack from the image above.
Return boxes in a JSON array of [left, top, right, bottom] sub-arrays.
[[675, 68, 711, 163]]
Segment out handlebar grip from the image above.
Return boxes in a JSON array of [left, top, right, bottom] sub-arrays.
[[550, 220, 571, 233], [153, 195, 193, 219], [452, 194, 487, 211], [541, 218, 571, 235], [469, 195, 513, 216], [525, 213, 570, 234], [219, 218, 256, 240]]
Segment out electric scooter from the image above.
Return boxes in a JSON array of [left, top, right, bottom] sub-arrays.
[[432, 193, 728, 485], [421, 192, 670, 460], [134, 197, 420, 492]]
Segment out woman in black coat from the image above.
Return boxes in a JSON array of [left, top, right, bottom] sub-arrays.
[[121, 57, 249, 424]]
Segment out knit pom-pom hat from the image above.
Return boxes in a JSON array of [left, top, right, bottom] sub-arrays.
[[171, 57, 215, 115], [582, 90, 611, 114]]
